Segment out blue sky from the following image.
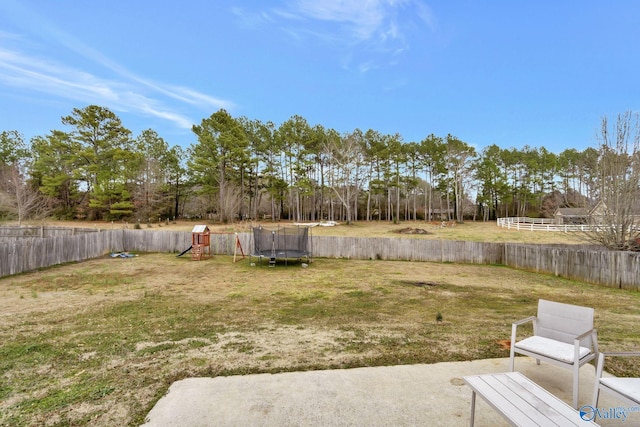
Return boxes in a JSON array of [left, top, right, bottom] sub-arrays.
[[1, 1, 639, 153]]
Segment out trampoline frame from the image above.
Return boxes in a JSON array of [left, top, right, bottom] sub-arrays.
[[250, 225, 312, 266]]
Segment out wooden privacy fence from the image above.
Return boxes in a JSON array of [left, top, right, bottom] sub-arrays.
[[0, 230, 242, 277], [0, 226, 98, 242], [503, 244, 640, 291], [310, 236, 504, 264], [0, 230, 123, 277], [1, 229, 639, 291]]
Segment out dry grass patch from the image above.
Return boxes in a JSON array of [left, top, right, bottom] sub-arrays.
[[0, 254, 638, 426], [32, 219, 588, 244]]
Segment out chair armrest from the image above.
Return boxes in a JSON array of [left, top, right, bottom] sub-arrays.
[[600, 351, 640, 358], [596, 353, 606, 379], [572, 328, 597, 363], [595, 351, 640, 379], [574, 328, 595, 342], [512, 316, 537, 326], [573, 328, 597, 348], [511, 316, 537, 345]]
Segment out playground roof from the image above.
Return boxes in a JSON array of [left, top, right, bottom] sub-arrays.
[[191, 225, 209, 233]]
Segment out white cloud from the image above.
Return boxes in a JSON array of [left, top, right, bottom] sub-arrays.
[[0, 45, 212, 129], [415, 2, 437, 32], [37, 27, 234, 113], [231, 7, 276, 29], [163, 86, 233, 111], [0, 3, 234, 131], [358, 61, 377, 73], [0, 48, 118, 102], [274, 0, 436, 73], [291, 0, 386, 41], [285, 0, 435, 43]]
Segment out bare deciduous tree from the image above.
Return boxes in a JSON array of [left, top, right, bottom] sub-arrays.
[[585, 111, 640, 250], [0, 164, 51, 225], [323, 131, 366, 224], [218, 184, 243, 223]]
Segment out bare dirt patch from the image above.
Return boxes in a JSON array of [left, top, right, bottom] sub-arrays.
[[393, 227, 431, 235], [397, 279, 441, 287]]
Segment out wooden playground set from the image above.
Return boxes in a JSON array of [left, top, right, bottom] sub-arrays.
[[178, 225, 246, 262]]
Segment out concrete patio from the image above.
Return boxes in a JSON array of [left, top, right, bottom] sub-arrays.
[[141, 357, 637, 426]]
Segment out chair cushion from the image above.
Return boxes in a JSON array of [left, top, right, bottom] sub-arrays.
[[514, 336, 591, 364], [600, 378, 640, 404]]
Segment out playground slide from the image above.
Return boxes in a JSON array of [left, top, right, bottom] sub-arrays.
[[176, 245, 192, 257]]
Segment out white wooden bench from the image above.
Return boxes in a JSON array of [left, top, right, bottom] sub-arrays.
[[464, 372, 599, 426]]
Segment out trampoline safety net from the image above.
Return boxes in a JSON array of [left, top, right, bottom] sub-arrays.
[[252, 226, 311, 264]]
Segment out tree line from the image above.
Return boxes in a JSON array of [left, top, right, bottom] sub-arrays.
[[1, 106, 639, 240]]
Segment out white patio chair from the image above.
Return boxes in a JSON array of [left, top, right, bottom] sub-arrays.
[[593, 352, 640, 407], [509, 299, 599, 409]]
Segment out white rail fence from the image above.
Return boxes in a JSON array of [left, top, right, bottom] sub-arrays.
[[497, 217, 592, 232]]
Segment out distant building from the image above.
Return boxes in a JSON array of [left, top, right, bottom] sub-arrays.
[[429, 208, 455, 220], [553, 207, 590, 225]]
